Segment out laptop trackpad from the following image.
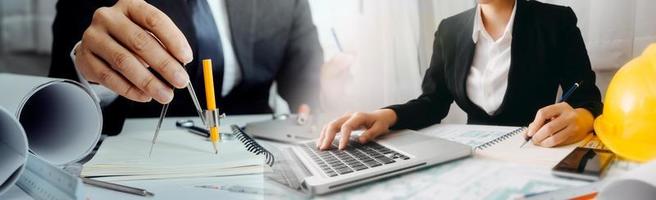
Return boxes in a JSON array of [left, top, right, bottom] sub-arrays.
[[378, 130, 432, 146], [378, 130, 470, 156]]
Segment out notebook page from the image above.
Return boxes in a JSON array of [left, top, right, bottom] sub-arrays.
[[82, 130, 264, 180], [475, 129, 587, 167], [419, 124, 520, 147]]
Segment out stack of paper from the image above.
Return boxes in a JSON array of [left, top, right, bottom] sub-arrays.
[[82, 130, 265, 181]]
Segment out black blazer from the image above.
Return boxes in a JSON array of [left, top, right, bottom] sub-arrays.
[[388, 0, 602, 130], [49, 0, 322, 134]]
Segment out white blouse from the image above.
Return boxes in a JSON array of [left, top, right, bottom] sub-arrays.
[[466, 3, 517, 115]]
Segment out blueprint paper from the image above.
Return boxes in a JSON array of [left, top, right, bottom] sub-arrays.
[[0, 73, 102, 165], [0, 107, 28, 196]]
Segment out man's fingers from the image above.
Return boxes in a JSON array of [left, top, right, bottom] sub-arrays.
[[101, 10, 189, 89], [338, 113, 368, 150], [532, 115, 569, 145], [76, 46, 151, 102], [83, 27, 174, 103], [119, 0, 192, 64]]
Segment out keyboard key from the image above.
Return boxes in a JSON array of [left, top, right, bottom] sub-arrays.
[[328, 160, 342, 165], [326, 171, 338, 177], [364, 160, 382, 167], [378, 157, 396, 164], [352, 164, 368, 171], [336, 167, 353, 175]]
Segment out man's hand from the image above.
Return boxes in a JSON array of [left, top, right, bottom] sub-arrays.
[[526, 102, 594, 147], [75, 0, 193, 104]]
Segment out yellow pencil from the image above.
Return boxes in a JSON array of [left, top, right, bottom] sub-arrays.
[[202, 59, 219, 154]]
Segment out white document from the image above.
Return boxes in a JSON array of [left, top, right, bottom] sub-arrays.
[[82, 129, 265, 181], [317, 158, 588, 200]]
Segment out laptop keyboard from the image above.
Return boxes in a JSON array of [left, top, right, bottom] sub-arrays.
[[301, 140, 410, 177]]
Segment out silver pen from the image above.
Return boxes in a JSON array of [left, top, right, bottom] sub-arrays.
[[82, 177, 154, 197]]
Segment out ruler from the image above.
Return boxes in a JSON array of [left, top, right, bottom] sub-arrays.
[[16, 154, 84, 200], [579, 135, 606, 150]]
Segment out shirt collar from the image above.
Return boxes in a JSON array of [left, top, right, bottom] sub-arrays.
[[472, 1, 517, 44]]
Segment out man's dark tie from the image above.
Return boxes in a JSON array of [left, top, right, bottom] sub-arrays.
[[189, 0, 224, 98]]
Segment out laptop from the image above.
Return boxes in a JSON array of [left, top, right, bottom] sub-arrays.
[[278, 129, 472, 195]]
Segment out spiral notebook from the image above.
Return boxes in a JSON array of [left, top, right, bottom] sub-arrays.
[[231, 125, 275, 166], [82, 124, 273, 181], [473, 127, 585, 167]]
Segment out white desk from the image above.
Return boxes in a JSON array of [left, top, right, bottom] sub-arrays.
[[1, 115, 638, 200]]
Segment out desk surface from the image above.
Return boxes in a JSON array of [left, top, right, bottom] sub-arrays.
[[1, 115, 639, 200]]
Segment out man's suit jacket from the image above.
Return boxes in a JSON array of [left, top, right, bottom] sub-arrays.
[[388, 0, 603, 130], [49, 0, 323, 134]]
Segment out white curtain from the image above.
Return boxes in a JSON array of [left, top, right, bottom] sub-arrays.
[[309, 0, 428, 115], [308, 0, 656, 120], [543, 0, 656, 71]]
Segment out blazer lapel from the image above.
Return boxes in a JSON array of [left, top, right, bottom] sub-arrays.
[[454, 8, 489, 118], [493, 0, 534, 116], [225, 0, 256, 83]]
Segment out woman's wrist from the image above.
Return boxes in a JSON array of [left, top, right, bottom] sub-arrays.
[[574, 108, 595, 133], [376, 109, 398, 128]]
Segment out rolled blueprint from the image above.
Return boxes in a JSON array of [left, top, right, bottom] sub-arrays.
[[0, 73, 102, 165], [0, 106, 28, 196], [598, 160, 656, 200]]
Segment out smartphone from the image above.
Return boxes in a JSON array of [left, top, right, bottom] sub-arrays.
[[552, 147, 615, 181]]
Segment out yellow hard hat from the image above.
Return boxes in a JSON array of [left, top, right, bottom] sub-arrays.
[[594, 43, 656, 162]]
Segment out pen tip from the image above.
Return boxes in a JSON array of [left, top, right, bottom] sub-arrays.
[[212, 143, 218, 154], [148, 145, 154, 157]]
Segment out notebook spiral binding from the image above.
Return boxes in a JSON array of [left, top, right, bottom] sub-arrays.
[[475, 127, 528, 150], [231, 125, 275, 167]]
